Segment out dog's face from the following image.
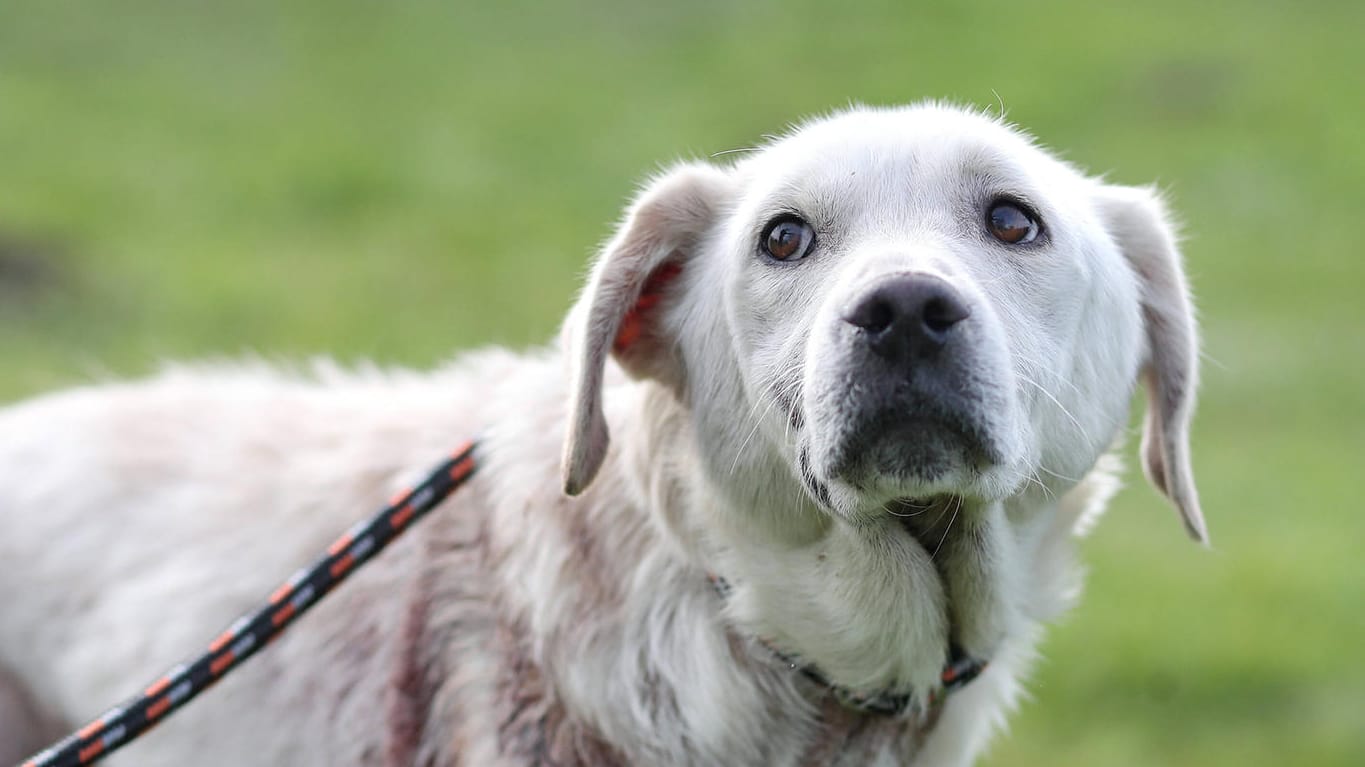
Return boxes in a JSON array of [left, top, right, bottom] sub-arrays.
[[718, 110, 1145, 520], [563, 103, 1204, 544]]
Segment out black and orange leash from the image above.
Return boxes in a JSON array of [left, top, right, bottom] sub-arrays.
[[20, 442, 478, 767]]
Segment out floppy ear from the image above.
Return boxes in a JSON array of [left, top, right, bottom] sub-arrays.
[[1095, 184, 1208, 544], [561, 162, 731, 496]]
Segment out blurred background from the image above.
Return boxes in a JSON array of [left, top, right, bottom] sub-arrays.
[[2, 1, 1361, 764]]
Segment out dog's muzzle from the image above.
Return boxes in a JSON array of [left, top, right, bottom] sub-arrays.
[[825, 273, 1002, 484]]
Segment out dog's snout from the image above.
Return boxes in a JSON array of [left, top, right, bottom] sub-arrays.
[[842, 274, 970, 358]]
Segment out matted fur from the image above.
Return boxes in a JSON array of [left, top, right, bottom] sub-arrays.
[[0, 103, 1202, 766]]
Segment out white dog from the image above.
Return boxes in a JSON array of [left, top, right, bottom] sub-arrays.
[[0, 103, 1204, 766]]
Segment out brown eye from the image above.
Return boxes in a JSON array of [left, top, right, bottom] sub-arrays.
[[987, 200, 1041, 245], [761, 216, 815, 261]]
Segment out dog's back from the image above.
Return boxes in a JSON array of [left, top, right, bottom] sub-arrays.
[[0, 361, 510, 765]]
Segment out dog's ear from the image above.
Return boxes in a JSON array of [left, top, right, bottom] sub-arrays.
[[1095, 184, 1208, 544], [561, 162, 732, 496]]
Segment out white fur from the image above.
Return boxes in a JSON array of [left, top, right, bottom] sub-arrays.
[[0, 103, 1202, 766]]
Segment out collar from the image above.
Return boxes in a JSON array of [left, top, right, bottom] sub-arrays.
[[708, 574, 987, 718]]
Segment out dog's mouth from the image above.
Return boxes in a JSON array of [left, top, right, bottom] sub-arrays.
[[795, 410, 1021, 518], [805, 400, 1006, 500], [795, 428, 987, 521]]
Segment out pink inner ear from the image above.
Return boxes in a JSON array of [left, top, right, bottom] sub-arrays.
[[613, 261, 682, 354]]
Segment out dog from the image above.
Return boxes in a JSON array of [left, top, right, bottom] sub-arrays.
[[0, 102, 1205, 766]]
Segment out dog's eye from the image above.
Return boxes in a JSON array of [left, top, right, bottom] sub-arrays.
[[761, 216, 815, 262], [987, 200, 1041, 245]]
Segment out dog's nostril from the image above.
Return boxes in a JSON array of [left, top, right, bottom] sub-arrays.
[[845, 297, 895, 335], [923, 295, 970, 335]]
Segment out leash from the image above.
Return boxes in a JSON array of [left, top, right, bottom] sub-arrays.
[[20, 442, 478, 767]]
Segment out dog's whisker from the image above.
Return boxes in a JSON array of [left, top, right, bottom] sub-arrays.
[[1009, 352, 1085, 399], [729, 393, 781, 476], [710, 146, 761, 158], [1017, 373, 1088, 440], [884, 504, 931, 518], [728, 360, 806, 477], [1031, 471, 1057, 501], [1035, 464, 1084, 484], [771, 378, 805, 445], [988, 88, 1009, 120], [930, 496, 962, 561], [1021, 469, 1056, 501]]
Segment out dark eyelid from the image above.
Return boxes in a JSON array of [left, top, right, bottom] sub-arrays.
[[992, 193, 1041, 218], [755, 208, 808, 240]]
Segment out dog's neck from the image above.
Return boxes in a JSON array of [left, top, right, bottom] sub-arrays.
[[422, 373, 1068, 765], [632, 381, 993, 705], [597, 381, 967, 751]]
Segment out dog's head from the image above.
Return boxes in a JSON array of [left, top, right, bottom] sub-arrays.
[[561, 103, 1204, 544]]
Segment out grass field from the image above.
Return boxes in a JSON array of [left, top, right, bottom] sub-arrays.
[[2, 1, 1362, 764]]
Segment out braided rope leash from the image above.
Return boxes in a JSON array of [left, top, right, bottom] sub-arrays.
[[20, 442, 478, 767]]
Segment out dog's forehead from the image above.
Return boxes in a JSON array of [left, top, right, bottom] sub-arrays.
[[733, 105, 1076, 205]]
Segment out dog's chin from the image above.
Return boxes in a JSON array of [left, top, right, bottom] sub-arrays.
[[810, 464, 972, 522], [803, 424, 1021, 520]]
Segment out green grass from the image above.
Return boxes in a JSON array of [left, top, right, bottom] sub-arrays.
[[2, 1, 1362, 764]]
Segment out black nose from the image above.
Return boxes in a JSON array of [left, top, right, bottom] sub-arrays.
[[842, 274, 970, 359]]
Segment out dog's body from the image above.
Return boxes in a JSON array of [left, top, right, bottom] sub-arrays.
[[0, 104, 1204, 766]]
